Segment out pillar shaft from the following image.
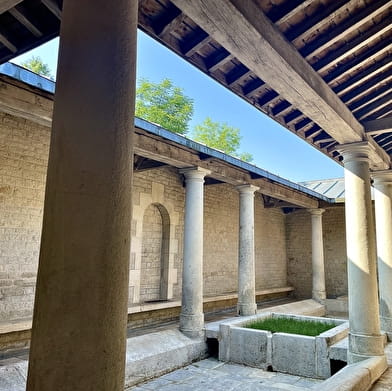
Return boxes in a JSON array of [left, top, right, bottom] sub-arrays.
[[179, 167, 210, 337], [373, 171, 392, 338], [27, 1, 137, 390], [308, 209, 326, 302], [236, 185, 259, 316], [337, 142, 384, 363]]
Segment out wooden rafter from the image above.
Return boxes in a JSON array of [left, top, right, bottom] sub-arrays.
[[301, 0, 391, 59], [9, 8, 42, 37]]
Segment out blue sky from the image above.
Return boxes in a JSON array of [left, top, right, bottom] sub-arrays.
[[11, 30, 343, 182]]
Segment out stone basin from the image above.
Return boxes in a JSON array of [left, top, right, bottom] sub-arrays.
[[218, 312, 349, 379]]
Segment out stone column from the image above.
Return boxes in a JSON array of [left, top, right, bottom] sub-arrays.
[[336, 142, 384, 363], [372, 170, 392, 339], [308, 208, 326, 302], [26, 1, 137, 390], [179, 167, 210, 338], [236, 184, 259, 316]]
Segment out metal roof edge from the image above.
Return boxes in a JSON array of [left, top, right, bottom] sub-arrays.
[[135, 117, 333, 203], [0, 62, 334, 204], [0, 62, 55, 93]]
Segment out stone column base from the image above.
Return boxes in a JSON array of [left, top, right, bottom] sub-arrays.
[[312, 290, 326, 303], [179, 313, 204, 338], [237, 302, 257, 316], [380, 316, 392, 341], [348, 332, 386, 363]]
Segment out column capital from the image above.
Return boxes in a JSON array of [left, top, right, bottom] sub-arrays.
[[307, 208, 325, 216], [372, 170, 392, 186], [236, 184, 260, 194], [335, 141, 374, 164], [179, 166, 211, 180]]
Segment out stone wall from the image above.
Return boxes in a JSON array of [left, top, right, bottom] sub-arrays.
[[0, 109, 298, 322], [286, 207, 347, 298], [0, 112, 49, 321], [203, 187, 288, 296]]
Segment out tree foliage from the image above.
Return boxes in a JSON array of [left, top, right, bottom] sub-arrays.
[[193, 117, 253, 162], [135, 78, 194, 135], [20, 56, 53, 79]]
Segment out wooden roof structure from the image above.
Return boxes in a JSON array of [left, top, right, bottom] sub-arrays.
[[0, 0, 391, 169]]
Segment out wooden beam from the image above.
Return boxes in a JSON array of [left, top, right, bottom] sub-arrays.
[[157, 11, 184, 37], [182, 32, 210, 57], [206, 50, 234, 72], [363, 117, 392, 135], [0, 0, 22, 14], [170, 0, 386, 164], [9, 8, 43, 37], [0, 33, 17, 53], [226, 64, 251, 85], [242, 78, 265, 97], [41, 0, 61, 20], [274, 0, 314, 27]]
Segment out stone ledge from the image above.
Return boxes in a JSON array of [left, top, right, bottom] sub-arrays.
[[317, 355, 388, 391], [127, 286, 294, 314], [0, 287, 294, 350]]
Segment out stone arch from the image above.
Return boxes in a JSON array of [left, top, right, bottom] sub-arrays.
[[139, 203, 171, 302], [130, 181, 179, 304]]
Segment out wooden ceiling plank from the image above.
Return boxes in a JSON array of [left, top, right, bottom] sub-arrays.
[[357, 94, 392, 121], [363, 117, 392, 135], [41, 0, 61, 20], [334, 56, 391, 96], [349, 83, 392, 111], [274, 0, 314, 27], [324, 39, 391, 84], [0, 0, 22, 14], [314, 19, 392, 73], [302, 0, 391, 60], [341, 72, 392, 103], [362, 105, 392, 122], [9, 8, 43, 37], [289, 0, 350, 47]]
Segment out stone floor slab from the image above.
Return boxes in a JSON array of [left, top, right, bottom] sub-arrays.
[[128, 358, 322, 390]]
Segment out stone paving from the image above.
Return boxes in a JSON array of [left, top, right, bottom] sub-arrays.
[[372, 343, 392, 390], [128, 358, 322, 391]]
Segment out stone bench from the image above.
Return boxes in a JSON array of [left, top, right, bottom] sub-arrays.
[[0, 286, 294, 350]]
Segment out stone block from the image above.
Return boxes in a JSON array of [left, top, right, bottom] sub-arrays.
[[272, 333, 316, 377], [229, 326, 268, 367]]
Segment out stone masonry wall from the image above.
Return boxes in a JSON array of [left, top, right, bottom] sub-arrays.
[[286, 207, 347, 298], [203, 186, 288, 296], [0, 112, 50, 321], [0, 110, 293, 321]]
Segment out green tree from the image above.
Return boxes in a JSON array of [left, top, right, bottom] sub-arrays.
[[135, 78, 193, 135], [193, 117, 253, 162], [20, 56, 53, 79]]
